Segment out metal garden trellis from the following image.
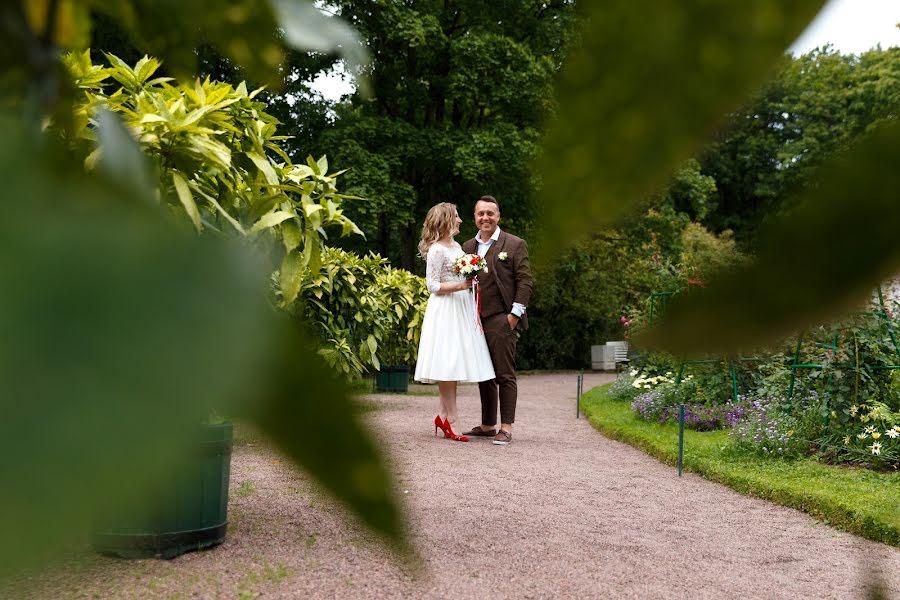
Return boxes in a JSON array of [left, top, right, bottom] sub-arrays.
[[785, 286, 900, 440]]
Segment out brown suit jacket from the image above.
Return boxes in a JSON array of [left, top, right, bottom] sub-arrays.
[[463, 230, 534, 330]]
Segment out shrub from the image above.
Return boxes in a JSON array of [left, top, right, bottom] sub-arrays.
[[62, 51, 362, 307], [375, 266, 429, 366], [283, 248, 427, 379]]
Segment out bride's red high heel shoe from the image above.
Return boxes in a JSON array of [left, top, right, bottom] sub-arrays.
[[433, 415, 469, 441], [441, 417, 469, 442]]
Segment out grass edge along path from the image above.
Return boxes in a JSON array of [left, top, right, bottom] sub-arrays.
[[581, 384, 900, 548]]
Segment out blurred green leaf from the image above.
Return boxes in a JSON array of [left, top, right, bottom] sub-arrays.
[[24, 0, 92, 50], [96, 109, 154, 201], [84, 0, 368, 89], [640, 122, 900, 355], [536, 0, 827, 252], [0, 117, 272, 575], [90, 0, 284, 84], [268, 0, 369, 95], [0, 114, 406, 575], [246, 323, 407, 551]]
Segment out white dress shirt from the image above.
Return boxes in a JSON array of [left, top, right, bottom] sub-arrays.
[[475, 227, 526, 318]]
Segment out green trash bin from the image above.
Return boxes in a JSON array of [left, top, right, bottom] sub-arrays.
[[91, 421, 233, 559]]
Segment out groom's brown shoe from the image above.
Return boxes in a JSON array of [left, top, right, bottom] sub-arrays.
[[464, 426, 496, 437], [492, 430, 512, 445]]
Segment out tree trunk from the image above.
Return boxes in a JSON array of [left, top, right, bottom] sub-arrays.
[[378, 211, 389, 258], [399, 222, 417, 270]]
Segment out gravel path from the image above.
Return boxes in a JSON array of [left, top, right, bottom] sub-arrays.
[[7, 372, 900, 599]]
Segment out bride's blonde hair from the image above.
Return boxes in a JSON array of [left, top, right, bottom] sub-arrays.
[[418, 202, 458, 258]]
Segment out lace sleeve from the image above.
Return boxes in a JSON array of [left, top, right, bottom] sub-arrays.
[[425, 245, 443, 294]]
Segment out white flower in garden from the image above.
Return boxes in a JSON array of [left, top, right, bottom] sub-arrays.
[[849, 405, 858, 416], [872, 431, 881, 440], [629, 369, 638, 376], [888, 428, 900, 439], [843, 436, 851, 446], [857, 433, 868, 440], [864, 426, 876, 434], [870, 442, 882, 455]]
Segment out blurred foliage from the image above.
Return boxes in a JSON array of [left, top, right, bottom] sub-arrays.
[[5, 0, 365, 87], [0, 120, 268, 575], [311, 0, 580, 268], [0, 2, 405, 578]]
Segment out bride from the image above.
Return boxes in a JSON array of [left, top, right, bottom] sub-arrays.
[[414, 202, 495, 442]]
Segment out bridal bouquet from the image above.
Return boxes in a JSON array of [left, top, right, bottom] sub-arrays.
[[453, 253, 487, 278]]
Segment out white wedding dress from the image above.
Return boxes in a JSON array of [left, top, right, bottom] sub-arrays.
[[414, 242, 496, 383]]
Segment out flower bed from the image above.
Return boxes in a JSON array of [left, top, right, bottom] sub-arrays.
[[616, 295, 900, 470]]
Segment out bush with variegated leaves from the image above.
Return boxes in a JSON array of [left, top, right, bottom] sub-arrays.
[[62, 50, 362, 307]]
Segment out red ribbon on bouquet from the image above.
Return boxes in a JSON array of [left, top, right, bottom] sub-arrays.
[[472, 275, 483, 332]]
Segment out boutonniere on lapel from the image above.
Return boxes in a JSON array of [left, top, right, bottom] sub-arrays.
[[498, 252, 508, 261]]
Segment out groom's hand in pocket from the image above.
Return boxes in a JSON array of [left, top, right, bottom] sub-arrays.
[[507, 314, 519, 330]]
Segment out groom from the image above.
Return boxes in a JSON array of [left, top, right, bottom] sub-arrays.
[[462, 196, 533, 445]]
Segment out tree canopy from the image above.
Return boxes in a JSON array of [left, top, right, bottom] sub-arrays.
[[313, 0, 579, 267], [700, 46, 900, 245]]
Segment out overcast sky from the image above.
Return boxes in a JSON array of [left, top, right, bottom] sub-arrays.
[[312, 0, 900, 101], [790, 0, 899, 54]]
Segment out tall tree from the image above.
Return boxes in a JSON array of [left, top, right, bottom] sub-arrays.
[[700, 46, 900, 246], [315, 0, 578, 268]]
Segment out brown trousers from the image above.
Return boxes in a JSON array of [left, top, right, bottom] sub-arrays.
[[478, 312, 518, 425]]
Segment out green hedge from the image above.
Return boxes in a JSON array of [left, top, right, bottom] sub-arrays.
[[581, 384, 900, 547]]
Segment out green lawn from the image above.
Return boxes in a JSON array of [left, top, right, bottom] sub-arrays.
[[581, 384, 900, 547]]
